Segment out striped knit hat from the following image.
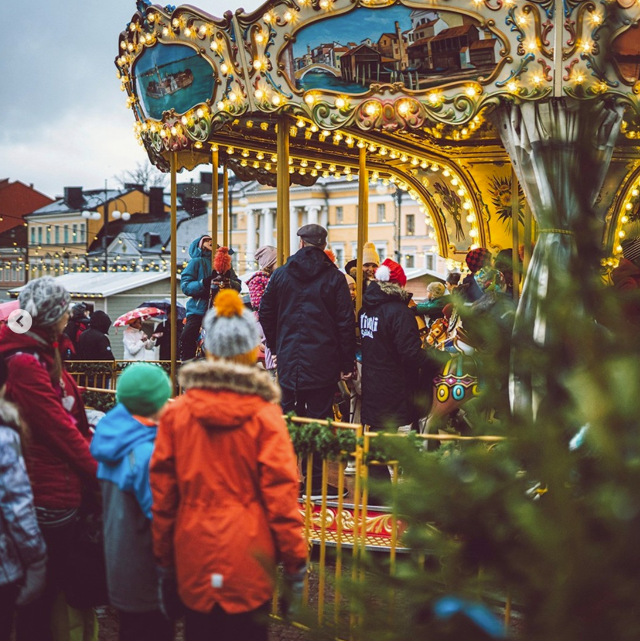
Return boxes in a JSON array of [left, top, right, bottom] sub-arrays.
[[622, 237, 640, 265]]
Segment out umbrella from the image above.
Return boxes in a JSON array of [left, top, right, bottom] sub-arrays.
[[113, 307, 165, 327], [138, 299, 186, 321], [0, 300, 19, 322]]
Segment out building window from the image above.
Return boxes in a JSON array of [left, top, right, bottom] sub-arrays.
[[46, 227, 51, 244], [30, 227, 35, 244], [11, 263, 18, 281], [406, 254, 415, 269], [376, 245, 386, 261], [37, 227, 42, 245], [231, 214, 238, 230], [64, 226, 69, 244], [336, 206, 344, 224], [72, 224, 78, 242], [377, 203, 385, 223], [406, 214, 415, 236], [55, 226, 59, 244], [334, 247, 344, 267], [425, 253, 435, 270]]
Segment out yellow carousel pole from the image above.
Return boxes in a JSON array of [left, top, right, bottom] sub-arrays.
[[170, 152, 178, 393], [356, 145, 368, 313], [211, 147, 219, 247], [277, 115, 290, 267], [223, 162, 230, 248]]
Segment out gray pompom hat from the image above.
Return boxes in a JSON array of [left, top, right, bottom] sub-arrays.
[[19, 277, 71, 328], [202, 290, 260, 359]]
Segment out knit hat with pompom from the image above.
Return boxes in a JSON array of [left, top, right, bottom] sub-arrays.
[[203, 289, 260, 361]]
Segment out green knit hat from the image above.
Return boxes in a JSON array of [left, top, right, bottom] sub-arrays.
[[116, 363, 172, 416]]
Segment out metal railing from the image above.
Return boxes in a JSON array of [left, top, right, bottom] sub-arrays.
[[77, 369, 510, 639]]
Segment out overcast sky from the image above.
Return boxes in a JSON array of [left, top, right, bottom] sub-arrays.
[[0, 0, 262, 200]]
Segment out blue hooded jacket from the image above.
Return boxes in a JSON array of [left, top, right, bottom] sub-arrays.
[[180, 236, 212, 318], [180, 236, 243, 317], [90, 403, 160, 611], [90, 403, 156, 519]]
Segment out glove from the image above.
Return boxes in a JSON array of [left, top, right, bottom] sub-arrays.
[[16, 557, 47, 606], [156, 566, 184, 620], [280, 564, 307, 619], [202, 274, 214, 290]]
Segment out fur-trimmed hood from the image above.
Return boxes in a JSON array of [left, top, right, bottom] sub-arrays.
[[179, 359, 280, 402], [177, 360, 281, 430], [363, 280, 411, 309]]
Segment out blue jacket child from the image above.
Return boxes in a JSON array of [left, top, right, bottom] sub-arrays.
[[90, 363, 173, 641]]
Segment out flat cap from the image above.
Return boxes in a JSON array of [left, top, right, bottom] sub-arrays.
[[297, 223, 327, 246]]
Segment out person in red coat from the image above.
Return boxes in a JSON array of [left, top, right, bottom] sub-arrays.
[[0, 276, 98, 641], [151, 289, 307, 641]]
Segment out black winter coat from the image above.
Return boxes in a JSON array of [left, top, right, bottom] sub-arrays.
[[260, 246, 356, 390], [359, 281, 430, 427], [77, 311, 114, 361]]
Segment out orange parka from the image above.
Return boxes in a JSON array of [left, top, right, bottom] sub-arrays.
[[150, 359, 307, 614]]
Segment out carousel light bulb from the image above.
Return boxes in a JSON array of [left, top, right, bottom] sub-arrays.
[[217, 101, 225, 110], [284, 10, 293, 21], [229, 91, 237, 102], [172, 18, 180, 28], [265, 163, 271, 170], [622, 215, 629, 223], [428, 93, 439, 104], [181, 116, 188, 125], [335, 97, 346, 109], [253, 59, 263, 70], [626, 202, 633, 210], [465, 86, 477, 97], [304, 94, 316, 106], [211, 40, 219, 51], [162, 27, 170, 36], [220, 63, 229, 74], [296, 118, 305, 127], [369, 144, 377, 152], [590, 12, 602, 25], [170, 126, 177, 135], [315, 162, 322, 169], [430, 164, 439, 171], [310, 124, 318, 132], [632, 188, 639, 197], [255, 89, 264, 99], [411, 157, 419, 166], [517, 15, 528, 26], [319, 0, 330, 8], [256, 31, 265, 44], [507, 81, 518, 93], [420, 160, 428, 169], [263, 12, 272, 22], [197, 108, 204, 118], [469, 229, 478, 238], [271, 154, 277, 162], [199, 25, 207, 36], [256, 152, 264, 160], [619, 230, 626, 238], [451, 177, 459, 186], [184, 27, 192, 37], [580, 40, 593, 54]]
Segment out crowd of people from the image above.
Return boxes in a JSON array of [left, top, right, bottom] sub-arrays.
[[0, 227, 523, 640]]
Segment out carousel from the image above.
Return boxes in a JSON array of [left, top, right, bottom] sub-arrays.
[[115, 0, 640, 417]]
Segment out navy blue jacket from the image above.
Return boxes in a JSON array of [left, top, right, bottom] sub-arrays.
[[260, 246, 356, 391], [359, 281, 430, 427]]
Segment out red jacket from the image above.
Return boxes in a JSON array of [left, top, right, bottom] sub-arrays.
[[150, 359, 306, 614], [0, 325, 97, 509]]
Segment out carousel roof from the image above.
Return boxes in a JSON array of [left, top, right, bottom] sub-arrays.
[[115, 0, 640, 259]]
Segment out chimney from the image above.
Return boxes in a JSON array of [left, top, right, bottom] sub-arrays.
[[124, 183, 144, 191], [64, 187, 84, 210], [149, 187, 165, 217]]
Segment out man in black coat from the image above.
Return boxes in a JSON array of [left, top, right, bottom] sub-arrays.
[[77, 310, 115, 361], [63, 303, 90, 358], [260, 224, 356, 497]]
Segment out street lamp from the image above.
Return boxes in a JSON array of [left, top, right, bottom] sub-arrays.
[[82, 197, 131, 272], [376, 182, 404, 265]]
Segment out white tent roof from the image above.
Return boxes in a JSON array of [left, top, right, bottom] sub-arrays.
[[9, 271, 174, 298]]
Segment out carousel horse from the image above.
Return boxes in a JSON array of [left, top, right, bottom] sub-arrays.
[[409, 298, 430, 346]]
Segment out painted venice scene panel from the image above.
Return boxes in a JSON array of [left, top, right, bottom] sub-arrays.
[[133, 43, 215, 120], [283, 6, 501, 94]]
